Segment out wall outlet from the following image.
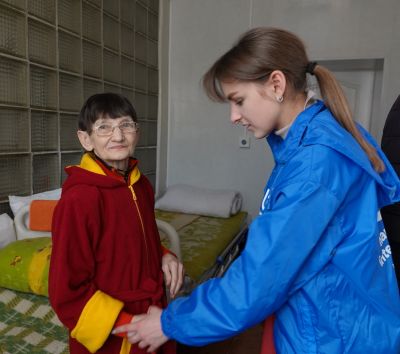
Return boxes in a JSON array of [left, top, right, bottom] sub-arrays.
[[239, 135, 250, 148]]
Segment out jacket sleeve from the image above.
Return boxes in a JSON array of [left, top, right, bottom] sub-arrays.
[[161, 180, 342, 346], [48, 189, 124, 353]]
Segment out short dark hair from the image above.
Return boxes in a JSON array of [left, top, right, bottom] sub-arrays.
[[78, 93, 138, 132]]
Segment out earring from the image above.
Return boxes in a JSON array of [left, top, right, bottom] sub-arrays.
[[277, 96, 284, 103]]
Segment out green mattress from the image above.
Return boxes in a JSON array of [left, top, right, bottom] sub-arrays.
[[0, 288, 68, 354], [155, 210, 248, 281]]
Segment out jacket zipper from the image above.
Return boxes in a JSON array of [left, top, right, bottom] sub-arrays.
[[129, 185, 150, 268]]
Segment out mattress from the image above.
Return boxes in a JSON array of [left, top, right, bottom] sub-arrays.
[[0, 288, 68, 354], [155, 210, 248, 281]]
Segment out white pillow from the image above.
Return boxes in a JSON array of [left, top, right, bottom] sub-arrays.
[[9, 188, 62, 216], [155, 184, 243, 218], [0, 213, 17, 249]]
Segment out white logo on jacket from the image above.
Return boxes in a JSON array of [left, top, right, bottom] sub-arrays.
[[377, 211, 393, 267], [260, 189, 270, 215]]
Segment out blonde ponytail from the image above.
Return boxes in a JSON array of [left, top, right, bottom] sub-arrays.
[[313, 65, 385, 172]]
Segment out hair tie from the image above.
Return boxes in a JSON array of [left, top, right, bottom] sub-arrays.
[[306, 61, 318, 75]]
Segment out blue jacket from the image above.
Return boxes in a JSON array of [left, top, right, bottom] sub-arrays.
[[161, 101, 400, 353]]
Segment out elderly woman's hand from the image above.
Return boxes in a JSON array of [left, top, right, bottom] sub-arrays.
[[161, 253, 184, 298]]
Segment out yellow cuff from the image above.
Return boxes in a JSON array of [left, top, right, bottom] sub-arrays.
[[71, 290, 124, 353]]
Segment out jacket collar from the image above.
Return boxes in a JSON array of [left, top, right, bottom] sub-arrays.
[[79, 152, 141, 186], [267, 100, 325, 164], [267, 100, 400, 207]]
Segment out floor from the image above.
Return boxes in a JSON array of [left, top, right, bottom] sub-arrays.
[[177, 323, 263, 354]]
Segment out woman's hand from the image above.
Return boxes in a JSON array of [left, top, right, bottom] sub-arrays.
[[113, 306, 168, 352], [162, 253, 184, 298]]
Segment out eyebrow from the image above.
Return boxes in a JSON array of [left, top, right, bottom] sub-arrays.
[[96, 117, 132, 124], [227, 91, 238, 101]]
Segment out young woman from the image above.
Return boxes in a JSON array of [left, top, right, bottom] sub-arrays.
[[114, 28, 400, 353]]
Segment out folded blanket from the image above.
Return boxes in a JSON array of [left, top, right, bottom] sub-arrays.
[[155, 184, 243, 218]]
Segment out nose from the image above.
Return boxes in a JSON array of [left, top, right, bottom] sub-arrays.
[[110, 126, 124, 140], [230, 104, 241, 124]]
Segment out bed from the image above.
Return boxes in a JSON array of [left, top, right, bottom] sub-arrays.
[[0, 196, 248, 353], [0, 288, 68, 354], [156, 209, 248, 291]]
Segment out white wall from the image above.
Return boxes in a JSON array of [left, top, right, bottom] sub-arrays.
[[159, 0, 400, 218]]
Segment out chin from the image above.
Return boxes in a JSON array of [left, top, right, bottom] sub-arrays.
[[103, 153, 130, 162], [253, 131, 268, 139], [114, 155, 131, 162], [109, 148, 132, 157]]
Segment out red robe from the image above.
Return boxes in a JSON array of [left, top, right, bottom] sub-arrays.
[[49, 153, 175, 354]]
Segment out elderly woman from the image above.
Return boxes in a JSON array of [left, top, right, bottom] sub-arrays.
[[49, 93, 183, 354]]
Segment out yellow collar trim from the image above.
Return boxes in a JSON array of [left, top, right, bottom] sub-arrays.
[[80, 153, 106, 176], [79, 153, 141, 185], [128, 164, 141, 185]]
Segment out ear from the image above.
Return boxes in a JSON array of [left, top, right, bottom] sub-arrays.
[[268, 70, 287, 100], [77, 130, 94, 151]]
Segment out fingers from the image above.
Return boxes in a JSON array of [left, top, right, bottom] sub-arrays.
[[127, 330, 141, 344], [137, 338, 164, 353], [169, 266, 177, 298], [112, 313, 145, 335], [178, 262, 185, 290], [137, 340, 156, 352], [162, 255, 185, 298], [170, 262, 185, 298], [132, 314, 146, 323], [138, 340, 148, 349], [125, 307, 167, 351], [112, 323, 136, 335], [146, 342, 158, 353], [162, 263, 172, 288]]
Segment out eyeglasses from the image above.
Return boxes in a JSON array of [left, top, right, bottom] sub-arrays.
[[93, 121, 139, 136]]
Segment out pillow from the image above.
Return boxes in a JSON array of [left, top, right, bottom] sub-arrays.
[[0, 213, 17, 249], [0, 237, 51, 296], [9, 188, 61, 216], [155, 184, 243, 218], [29, 200, 58, 231]]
